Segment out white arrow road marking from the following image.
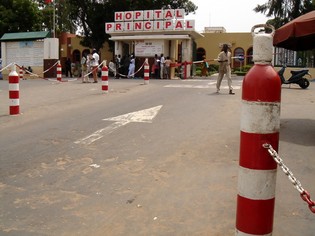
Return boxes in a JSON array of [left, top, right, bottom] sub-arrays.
[[74, 105, 163, 145]]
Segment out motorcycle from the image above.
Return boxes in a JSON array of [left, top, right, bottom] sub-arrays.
[[277, 65, 311, 89]]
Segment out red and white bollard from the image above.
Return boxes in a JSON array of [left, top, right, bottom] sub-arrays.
[[57, 61, 62, 82], [19, 66, 24, 80], [144, 58, 149, 85], [9, 65, 20, 115], [236, 24, 281, 235], [101, 62, 108, 93]]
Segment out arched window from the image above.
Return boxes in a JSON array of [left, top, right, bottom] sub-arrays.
[[72, 49, 81, 63], [233, 47, 245, 69], [196, 47, 206, 61], [246, 47, 253, 65], [82, 49, 90, 58]]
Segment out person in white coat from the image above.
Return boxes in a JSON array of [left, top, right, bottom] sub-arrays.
[[128, 55, 135, 79]]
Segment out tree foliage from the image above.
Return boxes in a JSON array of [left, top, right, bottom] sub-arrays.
[[0, 0, 42, 38], [254, 0, 315, 28]]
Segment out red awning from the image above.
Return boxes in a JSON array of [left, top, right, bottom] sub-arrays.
[[273, 10, 315, 51]]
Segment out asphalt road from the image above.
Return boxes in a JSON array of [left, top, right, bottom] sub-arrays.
[[0, 75, 314, 235]]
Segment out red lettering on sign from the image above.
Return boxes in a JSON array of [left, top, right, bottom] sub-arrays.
[[164, 10, 174, 19], [154, 10, 163, 19], [186, 20, 194, 29], [125, 12, 133, 21], [164, 21, 173, 30], [115, 23, 123, 31], [134, 11, 142, 20], [105, 23, 113, 32], [125, 22, 133, 30], [175, 9, 184, 19], [175, 20, 184, 30], [134, 22, 143, 30], [115, 12, 123, 21], [144, 22, 152, 30]]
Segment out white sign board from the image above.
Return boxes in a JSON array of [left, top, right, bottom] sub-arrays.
[[134, 40, 163, 57], [5, 41, 44, 66]]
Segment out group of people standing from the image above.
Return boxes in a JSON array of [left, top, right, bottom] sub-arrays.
[[113, 54, 136, 79], [113, 53, 172, 80], [153, 53, 172, 79], [75, 45, 234, 94], [80, 49, 100, 83]]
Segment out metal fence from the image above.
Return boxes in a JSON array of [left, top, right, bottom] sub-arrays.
[[274, 48, 315, 68]]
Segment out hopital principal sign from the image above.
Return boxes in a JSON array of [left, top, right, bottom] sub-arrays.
[[105, 9, 195, 33]]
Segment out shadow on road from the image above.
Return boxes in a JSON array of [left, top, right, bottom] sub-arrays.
[[280, 118, 315, 146]]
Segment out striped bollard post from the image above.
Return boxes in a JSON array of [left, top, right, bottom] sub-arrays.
[[19, 66, 24, 80], [57, 61, 62, 82], [9, 65, 20, 115], [102, 62, 108, 93], [144, 58, 149, 85], [236, 24, 281, 236]]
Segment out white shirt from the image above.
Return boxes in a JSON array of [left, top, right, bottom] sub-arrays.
[[91, 52, 99, 67]]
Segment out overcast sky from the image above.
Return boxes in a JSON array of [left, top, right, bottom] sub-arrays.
[[187, 0, 271, 32]]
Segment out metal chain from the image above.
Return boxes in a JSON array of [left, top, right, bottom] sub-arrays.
[[263, 143, 315, 214]]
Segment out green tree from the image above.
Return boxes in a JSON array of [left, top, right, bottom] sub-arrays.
[[67, 0, 198, 50], [254, 0, 315, 28], [0, 0, 42, 38], [35, 0, 76, 36]]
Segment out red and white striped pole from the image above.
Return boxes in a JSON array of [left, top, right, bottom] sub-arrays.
[[19, 66, 24, 80], [144, 58, 149, 85], [236, 24, 281, 236], [57, 60, 62, 82], [9, 65, 20, 115], [101, 61, 108, 93]]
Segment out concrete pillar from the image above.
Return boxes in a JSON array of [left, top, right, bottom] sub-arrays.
[[170, 40, 177, 79], [115, 41, 123, 57], [182, 39, 192, 78]]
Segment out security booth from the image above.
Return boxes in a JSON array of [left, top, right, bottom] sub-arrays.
[[105, 9, 203, 79], [0, 31, 59, 79]]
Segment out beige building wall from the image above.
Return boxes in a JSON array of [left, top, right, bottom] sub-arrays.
[[67, 37, 113, 63], [195, 32, 253, 69]]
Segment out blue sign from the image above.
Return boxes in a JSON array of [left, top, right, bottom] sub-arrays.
[[238, 54, 244, 62]]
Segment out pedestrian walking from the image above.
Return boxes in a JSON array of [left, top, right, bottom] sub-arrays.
[[216, 44, 234, 94], [128, 55, 135, 79]]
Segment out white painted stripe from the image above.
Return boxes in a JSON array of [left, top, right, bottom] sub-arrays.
[[238, 166, 277, 200], [74, 121, 128, 145], [236, 229, 272, 236], [240, 101, 280, 134], [164, 84, 241, 89], [144, 72, 149, 77], [102, 81, 108, 85], [10, 99, 20, 106], [102, 71, 108, 76], [9, 84, 19, 91]]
